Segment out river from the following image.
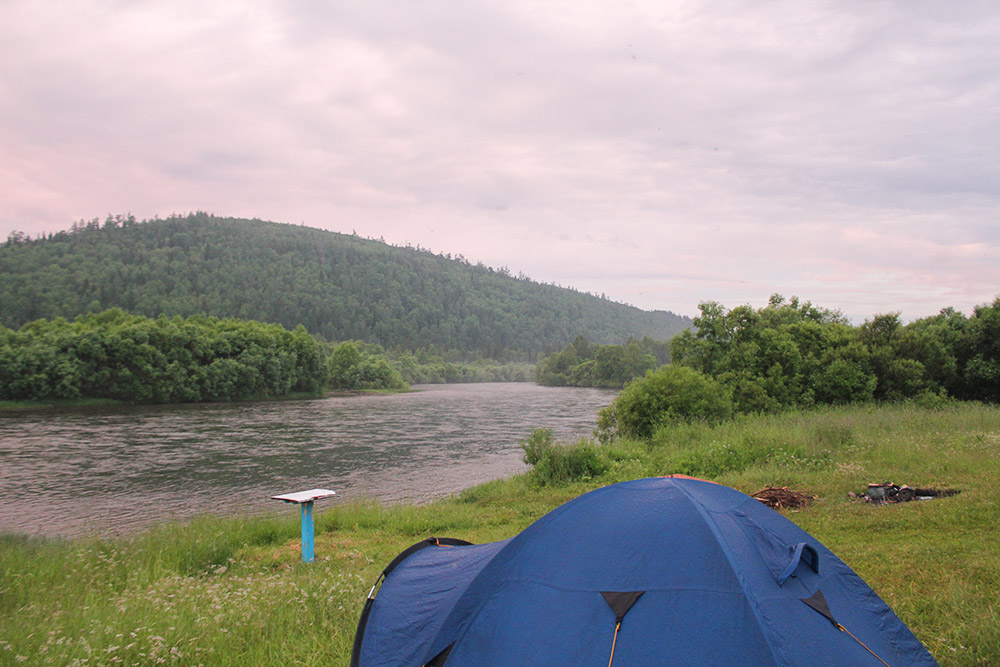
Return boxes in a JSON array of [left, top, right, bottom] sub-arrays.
[[0, 383, 615, 538]]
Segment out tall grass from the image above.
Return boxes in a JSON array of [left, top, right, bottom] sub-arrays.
[[1, 402, 997, 665]]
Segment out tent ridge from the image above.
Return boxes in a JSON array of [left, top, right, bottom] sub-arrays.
[[501, 577, 747, 596], [671, 480, 789, 667]]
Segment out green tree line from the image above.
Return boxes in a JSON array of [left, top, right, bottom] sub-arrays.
[[329, 340, 535, 386], [0, 213, 690, 360], [671, 295, 1000, 409], [387, 345, 536, 384], [535, 335, 671, 387], [0, 310, 329, 403], [596, 295, 1000, 441], [0, 310, 547, 404]]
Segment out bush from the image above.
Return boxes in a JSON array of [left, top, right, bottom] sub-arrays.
[[327, 341, 407, 391], [912, 388, 958, 410], [520, 427, 555, 466], [812, 357, 877, 404], [596, 365, 733, 442], [520, 428, 609, 485]]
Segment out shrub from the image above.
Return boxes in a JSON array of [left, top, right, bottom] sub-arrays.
[[520, 427, 555, 466], [327, 341, 407, 391], [912, 388, 958, 410], [813, 357, 877, 405], [596, 365, 732, 442], [520, 428, 609, 485]]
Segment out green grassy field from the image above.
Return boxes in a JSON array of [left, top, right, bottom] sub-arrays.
[[1, 402, 997, 665]]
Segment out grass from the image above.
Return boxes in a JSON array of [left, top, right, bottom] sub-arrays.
[[1, 402, 998, 665]]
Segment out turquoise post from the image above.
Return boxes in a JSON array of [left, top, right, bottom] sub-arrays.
[[301, 501, 315, 563], [271, 489, 333, 563]]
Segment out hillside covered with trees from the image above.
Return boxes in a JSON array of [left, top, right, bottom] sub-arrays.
[[0, 213, 690, 360]]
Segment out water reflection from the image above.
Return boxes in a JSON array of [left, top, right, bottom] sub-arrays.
[[0, 383, 615, 537]]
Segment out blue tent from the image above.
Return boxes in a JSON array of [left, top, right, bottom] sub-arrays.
[[351, 477, 938, 666]]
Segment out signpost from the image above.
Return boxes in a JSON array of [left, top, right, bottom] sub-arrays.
[[271, 489, 336, 563]]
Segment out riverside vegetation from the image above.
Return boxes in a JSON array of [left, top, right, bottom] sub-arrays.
[[1, 402, 997, 665], [0, 310, 537, 405], [0, 310, 328, 403], [534, 335, 671, 388], [537, 295, 1000, 405]]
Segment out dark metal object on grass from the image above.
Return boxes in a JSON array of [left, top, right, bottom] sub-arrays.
[[860, 482, 959, 504]]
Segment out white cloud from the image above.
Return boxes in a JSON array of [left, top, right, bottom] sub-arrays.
[[1, 0, 998, 321]]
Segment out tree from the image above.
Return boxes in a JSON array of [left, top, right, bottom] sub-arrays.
[[536, 336, 664, 388], [0, 310, 329, 403], [326, 341, 407, 391], [959, 297, 1000, 402], [597, 365, 732, 442]]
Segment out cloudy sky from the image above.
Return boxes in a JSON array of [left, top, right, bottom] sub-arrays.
[[2, 0, 998, 322]]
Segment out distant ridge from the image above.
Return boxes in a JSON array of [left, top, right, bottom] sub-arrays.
[[0, 213, 691, 359]]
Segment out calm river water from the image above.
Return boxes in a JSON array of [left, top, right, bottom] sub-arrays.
[[0, 383, 615, 538]]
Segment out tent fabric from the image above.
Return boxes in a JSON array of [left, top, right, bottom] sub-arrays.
[[352, 539, 510, 667], [351, 537, 476, 667], [351, 477, 938, 666]]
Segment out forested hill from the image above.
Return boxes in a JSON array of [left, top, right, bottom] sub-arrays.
[[0, 213, 690, 359]]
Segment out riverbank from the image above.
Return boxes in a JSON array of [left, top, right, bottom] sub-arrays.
[[0, 397, 128, 411], [2, 402, 997, 665], [0, 390, 347, 412], [0, 383, 492, 411]]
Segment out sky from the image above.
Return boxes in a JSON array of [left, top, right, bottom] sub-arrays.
[[2, 0, 998, 322]]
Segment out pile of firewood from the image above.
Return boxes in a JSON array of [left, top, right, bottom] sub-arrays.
[[751, 486, 815, 510]]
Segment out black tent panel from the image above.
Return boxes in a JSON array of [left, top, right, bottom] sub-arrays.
[[801, 589, 836, 626], [601, 591, 645, 624]]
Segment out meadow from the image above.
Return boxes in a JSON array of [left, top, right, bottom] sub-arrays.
[[1, 402, 997, 665]]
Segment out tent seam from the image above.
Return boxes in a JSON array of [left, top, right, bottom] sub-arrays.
[[673, 484, 787, 667], [497, 577, 744, 596]]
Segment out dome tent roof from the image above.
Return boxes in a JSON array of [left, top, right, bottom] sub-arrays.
[[352, 476, 937, 666]]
